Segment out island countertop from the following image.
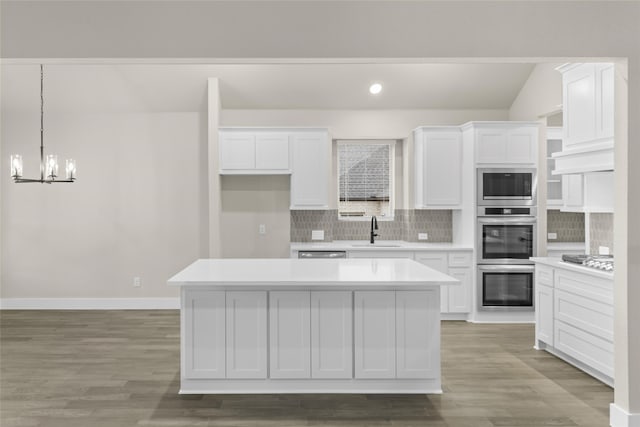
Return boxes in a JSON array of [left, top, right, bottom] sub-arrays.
[[168, 258, 458, 288]]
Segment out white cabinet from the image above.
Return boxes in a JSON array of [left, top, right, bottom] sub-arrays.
[[470, 123, 538, 165], [219, 130, 290, 174], [561, 172, 614, 213], [182, 290, 226, 379], [269, 291, 311, 379], [414, 127, 462, 209], [414, 251, 472, 314], [553, 63, 614, 175], [348, 251, 413, 259], [560, 63, 614, 149], [546, 127, 564, 208], [354, 291, 396, 379], [396, 291, 439, 379], [532, 260, 614, 385], [225, 291, 268, 379], [311, 291, 353, 379], [290, 131, 331, 209]]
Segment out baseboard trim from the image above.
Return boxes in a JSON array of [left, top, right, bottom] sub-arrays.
[[610, 403, 640, 427], [0, 298, 180, 310]]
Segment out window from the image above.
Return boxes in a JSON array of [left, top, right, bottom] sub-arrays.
[[337, 140, 395, 219]]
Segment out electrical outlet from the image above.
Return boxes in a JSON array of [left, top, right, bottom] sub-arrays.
[[311, 230, 324, 241], [259, 224, 266, 235], [133, 277, 141, 287], [418, 233, 429, 241], [548, 232, 558, 240], [599, 246, 610, 255]]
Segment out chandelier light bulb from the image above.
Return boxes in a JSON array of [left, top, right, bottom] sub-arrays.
[[45, 154, 58, 179], [10, 154, 23, 178], [66, 159, 77, 180]]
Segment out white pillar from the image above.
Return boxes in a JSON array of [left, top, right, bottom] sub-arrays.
[[208, 78, 222, 258], [610, 60, 640, 427]]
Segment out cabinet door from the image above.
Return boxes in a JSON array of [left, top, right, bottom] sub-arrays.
[[476, 128, 507, 164], [311, 291, 353, 379], [595, 64, 614, 141], [269, 291, 311, 379], [563, 64, 596, 147], [396, 290, 439, 379], [535, 283, 554, 346], [182, 290, 226, 379], [290, 132, 330, 209], [506, 127, 537, 164], [219, 132, 256, 170], [255, 133, 290, 170], [226, 291, 268, 379], [447, 267, 471, 313], [414, 253, 449, 313], [422, 131, 462, 207], [354, 291, 396, 379], [561, 174, 584, 212]]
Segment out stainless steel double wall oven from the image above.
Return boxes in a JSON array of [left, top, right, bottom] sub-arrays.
[[477, 169, 537, 311]]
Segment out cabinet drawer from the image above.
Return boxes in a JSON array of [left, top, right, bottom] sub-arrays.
[[414, 253, 447, 273], [536, 265, 554, 287], [555, 269, 613, 305], [447, 252, 472, 267], [554, 288, 613, 341], [554, 320, 613, 378]]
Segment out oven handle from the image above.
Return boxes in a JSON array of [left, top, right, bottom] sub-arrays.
[[477, 264, 535, 272], [477, 217, 537, 225]]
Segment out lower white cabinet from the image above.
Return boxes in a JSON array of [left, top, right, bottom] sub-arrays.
[[226, 291, 268, 379], [354, 291, 396, 379], [414, 251, 472, 314], [269, 291, 311, 379], [396, 290, 439, 379], [532, 260, 614, 385], [182, 290, 226, 379], [311, 291, 353, 379]]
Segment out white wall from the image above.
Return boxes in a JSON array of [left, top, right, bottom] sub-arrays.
[[1, 110, 208, 299], [508, 63, 563, 121]]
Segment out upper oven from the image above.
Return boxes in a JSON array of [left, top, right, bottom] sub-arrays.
[[477, 215, 537, 264], [477, 168, 537, 207]]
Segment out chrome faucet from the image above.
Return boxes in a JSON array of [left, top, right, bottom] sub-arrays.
[[370, 216, 378, 244]]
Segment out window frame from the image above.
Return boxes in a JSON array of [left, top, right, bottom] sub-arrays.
[[336, 139, 396, 221]]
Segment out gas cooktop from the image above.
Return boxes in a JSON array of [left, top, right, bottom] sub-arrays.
[[562, 254, 614, 272]]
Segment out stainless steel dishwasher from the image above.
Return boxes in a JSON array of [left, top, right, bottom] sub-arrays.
[[298, 250, 347, 259]]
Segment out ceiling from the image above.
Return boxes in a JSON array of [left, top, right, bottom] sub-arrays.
[[1, 63, 535, 113]]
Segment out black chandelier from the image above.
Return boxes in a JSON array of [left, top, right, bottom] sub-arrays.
[[10, 65, 76, 184]]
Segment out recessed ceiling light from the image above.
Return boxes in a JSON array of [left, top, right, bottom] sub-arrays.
[[369, 83, 382, 95]]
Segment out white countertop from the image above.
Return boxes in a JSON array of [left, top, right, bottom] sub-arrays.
[[530, 257, 614, 280], [291, 240, 473, 251], [168, 258, 459, 288]]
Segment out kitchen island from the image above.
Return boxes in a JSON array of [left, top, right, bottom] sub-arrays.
[[168, 258, 458, 394]]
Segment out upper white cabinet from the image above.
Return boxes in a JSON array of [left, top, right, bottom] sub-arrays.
[[464, 122, 538, 166], [219, 129, 290, 174], [290, 131, 331, 209], [560, 172, 614, 213], [414, 127, 463, 209], [554, 63, 614, 174]]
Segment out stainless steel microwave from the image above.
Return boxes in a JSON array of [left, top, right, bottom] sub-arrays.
[[477, 168, 537, 207]]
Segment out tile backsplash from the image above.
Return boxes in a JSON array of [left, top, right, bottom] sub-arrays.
[[546, 210, 585, 242], [590, 213, 614, 255], [290, 210, 452, 242]]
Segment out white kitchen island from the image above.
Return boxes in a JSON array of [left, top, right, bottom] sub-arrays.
[[168, 258, 458, 394]]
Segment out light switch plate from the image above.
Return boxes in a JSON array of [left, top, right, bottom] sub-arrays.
[[418, 233, 429, 241], [548, 232, 558, 240], [599, 246, 610, 255], [311, 230, 324, 241]]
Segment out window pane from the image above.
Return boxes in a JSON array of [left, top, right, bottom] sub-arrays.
[[338, 141, 393, 218]]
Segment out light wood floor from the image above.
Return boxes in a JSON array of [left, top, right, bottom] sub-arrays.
[[0, 310, 612, 426]]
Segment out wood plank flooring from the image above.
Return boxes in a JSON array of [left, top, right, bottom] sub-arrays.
[[0, 310, 612, 426]]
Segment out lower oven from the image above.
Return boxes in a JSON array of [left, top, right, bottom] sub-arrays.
[[477, 264, 534, 311]]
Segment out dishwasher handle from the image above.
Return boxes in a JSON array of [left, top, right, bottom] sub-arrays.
[[298, 251, 347, 259]]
